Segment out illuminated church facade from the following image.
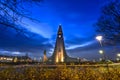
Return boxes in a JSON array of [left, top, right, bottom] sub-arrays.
[[48, 25, 77, 63]]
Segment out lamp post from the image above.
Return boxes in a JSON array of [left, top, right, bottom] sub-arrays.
[[77, 57, 80, 63], [96, 36, 109, 72], [117, 53, 120, 57], [117, 53, 120, 62], [99, 50, 104, 54], [96, 36, 103, 47], [96, 36, 106, 61]]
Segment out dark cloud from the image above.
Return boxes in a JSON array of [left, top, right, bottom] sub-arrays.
[[0, 25, 53, 58], [65, 35, 95, 46], [66, 41, 120, 60]]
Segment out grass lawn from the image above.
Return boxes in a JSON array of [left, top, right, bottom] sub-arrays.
[[0, 65, 120, 80]]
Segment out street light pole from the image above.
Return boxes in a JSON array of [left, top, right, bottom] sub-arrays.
[[117, 53, 120, 57], [96, 36, 106, 61], [96, 36, 103, 47], [117, 53, 120, 62], [96, 35, 109, 72]]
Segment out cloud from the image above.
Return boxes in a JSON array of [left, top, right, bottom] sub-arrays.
[[66, 41, 120, 60], [65, 35, 96, 47], [63, 35, 119, 60], [0, 25, 53, 59], [0, 0, 116, 60], [21, 18, 54, 38]]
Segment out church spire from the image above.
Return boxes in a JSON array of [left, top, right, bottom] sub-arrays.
[[58, 24, 63, 35], [48, 24, 78, 64], [50, 24, 68, 63]]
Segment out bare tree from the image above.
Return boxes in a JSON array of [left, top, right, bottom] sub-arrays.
[[0, 0, 42, 36], [95, 0, 120, 45]]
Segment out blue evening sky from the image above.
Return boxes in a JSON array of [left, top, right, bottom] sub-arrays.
[[0, 0, 119, 60]]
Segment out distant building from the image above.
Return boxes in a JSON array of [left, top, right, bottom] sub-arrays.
[[48, 25, 78, 64], [0, 55, 13, 62], [0, 54, 32, 62], [43, 50, 48, 62], [15, 55, 32, 62]]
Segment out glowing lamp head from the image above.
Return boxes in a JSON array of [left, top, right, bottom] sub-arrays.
[[96, 36, 102, 41], [99, 50, 103, 54], [117, 53, 120, 57]]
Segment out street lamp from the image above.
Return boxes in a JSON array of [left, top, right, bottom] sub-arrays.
[[96, 36, 103, 47], [117, 53, 120, 61], [117, 53, 120, 57], [99, 50, 105, 61], [96, 36, 109, 72], [99, 50, 104, 54], [77, 57, 80, 63], [96, 36, 106, 61]]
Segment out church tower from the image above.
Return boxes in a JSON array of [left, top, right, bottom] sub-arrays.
[[48, 25, 77, 64], [51, 25, 68, 63]]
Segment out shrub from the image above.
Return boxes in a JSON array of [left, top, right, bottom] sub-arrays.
[[0, 65, 120, 80]]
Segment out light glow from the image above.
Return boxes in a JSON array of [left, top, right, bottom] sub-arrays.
[[56, 54, 58, 63], [117, 53, 120, 57], [55, 49, 64, 63], [99, 50, 103, 54], [59, 35, 61, 38], [96, 36, 102, 41], [6, 58, 13, 61]]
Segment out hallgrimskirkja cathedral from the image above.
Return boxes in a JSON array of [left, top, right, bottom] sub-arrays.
[[47, 25, 77, 64]]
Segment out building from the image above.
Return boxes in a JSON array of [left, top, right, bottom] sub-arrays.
[[48, 25, 77, 64], [0, 55, 13, 62], [0, 54, 32, 62], [43, 50, 48, 62]]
